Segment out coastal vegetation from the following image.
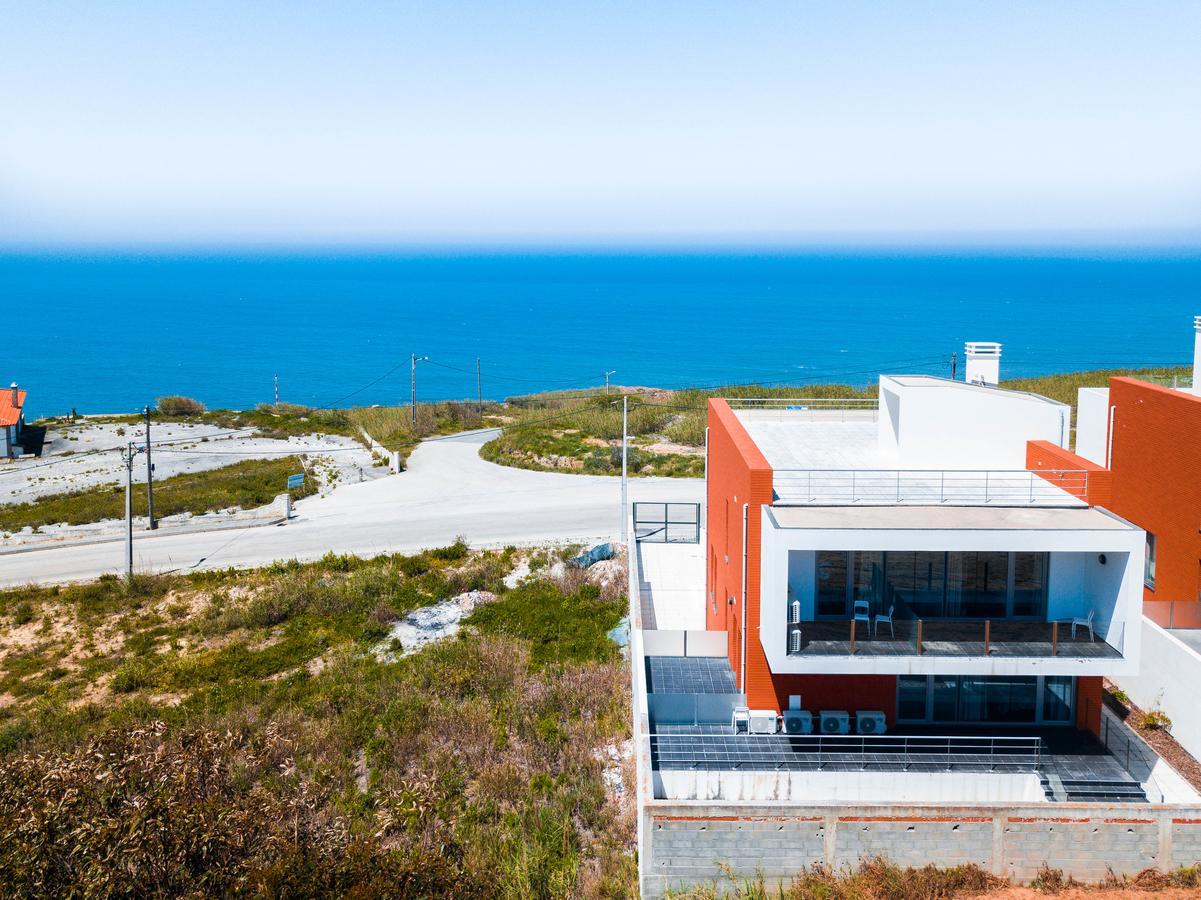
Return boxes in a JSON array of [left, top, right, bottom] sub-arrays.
[[1000, 366, 1190, 409], [479, 384, 876, 478], [0, 545, 635, 897], [0, 456, 315, 532]]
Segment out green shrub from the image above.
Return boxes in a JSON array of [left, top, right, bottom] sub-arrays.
[[110, 659, 156, 694], [156, 395, 207, 417], [11, 602, 33, 626]]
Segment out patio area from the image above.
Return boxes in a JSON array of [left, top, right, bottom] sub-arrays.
[[789, 618, 1121, 659]]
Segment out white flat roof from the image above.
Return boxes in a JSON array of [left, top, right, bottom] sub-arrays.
[[768, 505, 1136, 531], [882, 374, 1064, 405], [734, 413, 887, 471]]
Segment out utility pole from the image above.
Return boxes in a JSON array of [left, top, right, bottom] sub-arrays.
[[144, 405, 156, 530], [274, 374, 279, 405], [476, 357, 483, 415], [621, 395, 628, 542], [123, 441, 146, 579], [950, 353, 957, 381], [411, 354, 429, 428], [605, 370, 616, 395]]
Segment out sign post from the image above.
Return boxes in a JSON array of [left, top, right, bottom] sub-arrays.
[[286, 473, 304, 520]]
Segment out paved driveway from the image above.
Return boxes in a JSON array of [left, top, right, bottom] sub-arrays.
[[1, 429, 703, 586]]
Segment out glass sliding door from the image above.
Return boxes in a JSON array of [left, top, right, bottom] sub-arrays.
[[897, 675, 929, 721], [815, 551, 849, 617], [897, 676, 1075, 725], [1012, 552, 1049, 618], [946, 552, 1008, 618], [884, 551, 946, 618], [1042, 676, 1073, 723], [851, 551, 884, 613]]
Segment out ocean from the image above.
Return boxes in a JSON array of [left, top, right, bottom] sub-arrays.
[[7, 248, 1201, 418]]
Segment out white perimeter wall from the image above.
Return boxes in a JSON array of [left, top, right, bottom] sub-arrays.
[[1075, 387, 1110, 465], [656, 769, 1045, 804], [878, 377, 1070, 469], [1115, 618, 1201, 762]]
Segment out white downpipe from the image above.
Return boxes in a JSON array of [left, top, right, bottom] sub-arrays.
[[1106, 404, 1116, 468], [740, 502, 748, 693]]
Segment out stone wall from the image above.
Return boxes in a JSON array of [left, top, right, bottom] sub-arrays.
[[642, 803, 1201, 897]]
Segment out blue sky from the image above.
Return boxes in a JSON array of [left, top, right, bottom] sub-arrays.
[[2, 2, 1200, 246]]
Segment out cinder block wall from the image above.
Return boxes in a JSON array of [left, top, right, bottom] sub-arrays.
[[642, 803, 1201, 897]]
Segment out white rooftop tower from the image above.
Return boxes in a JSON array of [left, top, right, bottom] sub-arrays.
[[964, 342, 1002, 386]]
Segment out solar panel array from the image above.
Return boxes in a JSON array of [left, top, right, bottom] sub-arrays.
[[645, 656, 737, 694]]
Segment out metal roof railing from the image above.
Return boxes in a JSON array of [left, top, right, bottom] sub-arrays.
[[772, 468, 1089, 506]]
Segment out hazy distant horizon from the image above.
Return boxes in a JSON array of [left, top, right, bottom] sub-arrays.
[[3, 3, 1199, 246]]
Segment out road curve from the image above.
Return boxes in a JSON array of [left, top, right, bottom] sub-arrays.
[[1, 429, 703, 586]]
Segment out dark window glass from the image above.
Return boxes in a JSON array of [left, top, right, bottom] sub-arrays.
[[931, 675, 959, 721], [946, 552, 1008, 618], [959, 676, 1037, 723], [815, 551, 849, 617], [1012, 552, 1049, 617], [885, 551, 945, 617], [1042, 676, 1073, 722], [897, 675, 928, 721], [851, 551, 884, 613]]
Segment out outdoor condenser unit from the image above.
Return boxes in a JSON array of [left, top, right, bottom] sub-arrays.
[[856, 711, 887, 735], [819, 710, 850, 735], [782, 710, 813, 735], [748, 710, 779, 734], [789, 600, 801, 624]]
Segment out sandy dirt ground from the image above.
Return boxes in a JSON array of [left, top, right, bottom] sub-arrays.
[[1, 419, 379, 504]]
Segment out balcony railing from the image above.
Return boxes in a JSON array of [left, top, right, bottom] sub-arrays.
[[650, 732, 1043, 773], [725, 397, 879, 422], [772, 468, 1089, 506], [787, 618, 1120, 660]]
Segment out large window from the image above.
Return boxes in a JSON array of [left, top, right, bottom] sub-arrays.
[[897, 675, 1075, 724], [811, 551, 1048, 620], [815, 551, 849, 617]]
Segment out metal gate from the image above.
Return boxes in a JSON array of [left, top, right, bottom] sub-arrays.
[[633, 502, 701, 543]]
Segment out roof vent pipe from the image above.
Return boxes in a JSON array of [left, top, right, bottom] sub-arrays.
[[9, 383, 16, 408], [964, 342, 1001, 386], [1192, 317, 1201, 391]]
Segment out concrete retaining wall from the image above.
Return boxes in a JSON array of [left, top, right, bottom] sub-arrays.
[[1116, 617, 1201, 762], [643, 802, 1201, 896]]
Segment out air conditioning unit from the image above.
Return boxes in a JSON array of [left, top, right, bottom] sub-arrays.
[[782, 710, 813, 735], [748, 710, 779, 734], [819, 710, 851, 735], [789, 628, 802, 654], [789, 600, 801, 624], [856, 711, 887, 735]]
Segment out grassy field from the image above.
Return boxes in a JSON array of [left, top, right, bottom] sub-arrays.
[[346, 400, 499, 467], [1000, 366, 1191, 409], [0, 455, 316, 532], [0, 545, 635, 897], [479, 384, 876, 477]]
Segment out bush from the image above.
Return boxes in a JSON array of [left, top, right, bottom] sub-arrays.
[[1141, 709, 1172, 731], [11, 601, 33, 626], [156, 395, 206, 417]]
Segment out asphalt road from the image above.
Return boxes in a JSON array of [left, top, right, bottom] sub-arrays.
[[1, 430, 703, 586]]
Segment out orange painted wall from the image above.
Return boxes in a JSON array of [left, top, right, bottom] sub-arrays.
[[768, 674, 898, 721], [1026, 440, 1113, 508], [1106, 377, 1201, 603], [1076, 676, 1103, 736], [705, 400, 773, 701]]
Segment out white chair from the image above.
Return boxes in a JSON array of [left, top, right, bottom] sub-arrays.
[[874, 604, 895, 638], [1071, 609, 1095, 641], [853, 600, 872, 634]]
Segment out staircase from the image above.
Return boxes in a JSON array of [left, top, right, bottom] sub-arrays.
[[1041, 771, 1147, 803]]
